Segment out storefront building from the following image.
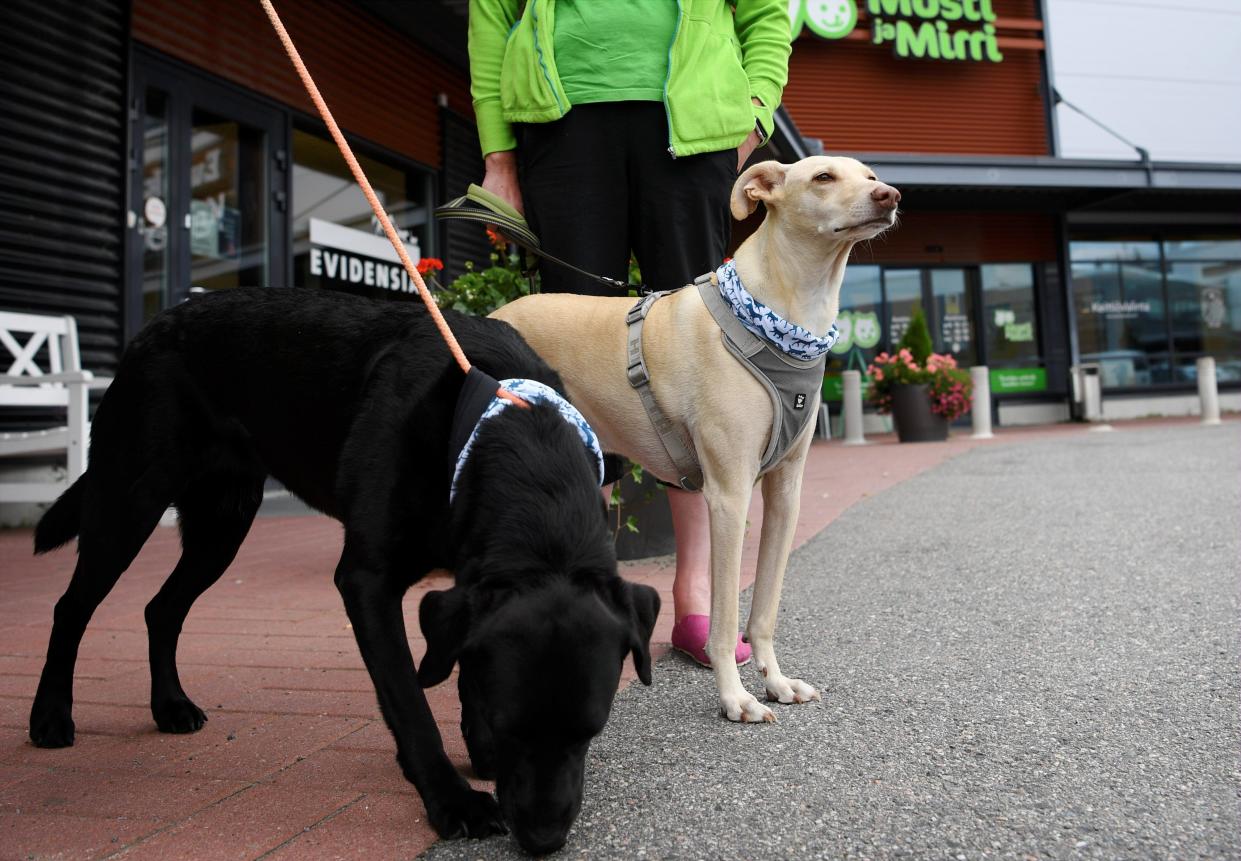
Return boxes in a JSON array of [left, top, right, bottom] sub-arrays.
[[3, 0, 492, 387], [1, 0, 1237, 430], [783, 0, 1241, 423]]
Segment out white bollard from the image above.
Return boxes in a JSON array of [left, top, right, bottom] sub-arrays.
[[842, 370, 866, 446], [1082, 371, 1103, 423], [970, 366, 994, 439], [1198, 356, 1222, 425]]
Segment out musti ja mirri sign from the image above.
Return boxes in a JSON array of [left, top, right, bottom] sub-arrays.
[[791, 0, 1004, 63]]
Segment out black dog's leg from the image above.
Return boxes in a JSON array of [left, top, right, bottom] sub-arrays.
[[31, 472, 174, 748], [459, 674, 497, 780], [145, 469, 265, 733], [334, 542, 505, 840]]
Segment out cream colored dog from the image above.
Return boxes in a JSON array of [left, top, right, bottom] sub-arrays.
[[491, 156, 900, 723]]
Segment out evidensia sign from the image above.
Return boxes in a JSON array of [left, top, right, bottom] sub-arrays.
[[307, 217, 422, 294], [790, 0, 1004, 63]]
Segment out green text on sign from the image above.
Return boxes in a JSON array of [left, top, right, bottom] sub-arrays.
[[789, 0, 1004, 63], [990, 367, 1047, 394]]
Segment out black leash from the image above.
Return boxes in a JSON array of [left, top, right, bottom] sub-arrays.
[[434, 184, 647, 295]]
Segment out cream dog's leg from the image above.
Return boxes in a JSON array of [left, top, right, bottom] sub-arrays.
[[746, 423, 821, 706], [703, 469, 775, 723]]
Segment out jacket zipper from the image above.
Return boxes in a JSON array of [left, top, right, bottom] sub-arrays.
[[662, 0, 683, 157], [531, 0, 564, 113]]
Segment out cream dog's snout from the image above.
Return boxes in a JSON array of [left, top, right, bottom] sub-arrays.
[[872, 183, 901, 208]]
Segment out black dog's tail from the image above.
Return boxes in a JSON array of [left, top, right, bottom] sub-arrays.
[[34, 474, 85, 554]]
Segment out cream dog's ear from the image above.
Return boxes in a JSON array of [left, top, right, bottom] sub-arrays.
[[731, 160, 789, 220]]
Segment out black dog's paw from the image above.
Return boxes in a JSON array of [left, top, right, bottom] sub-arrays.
[[152, 696, 208, 734], [426, 788, 507, 840], [29, 701, 75, 748]]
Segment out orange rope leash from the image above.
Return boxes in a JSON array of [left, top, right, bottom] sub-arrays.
[[259, 0, 527, 408]]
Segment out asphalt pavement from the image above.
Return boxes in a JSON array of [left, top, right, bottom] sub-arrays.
[[423, 422, 1241, 860]]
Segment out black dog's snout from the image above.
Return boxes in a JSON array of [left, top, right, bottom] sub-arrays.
[[514, 822, 571, 856]]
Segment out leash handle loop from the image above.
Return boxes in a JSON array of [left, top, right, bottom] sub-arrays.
[[434, 189, 642, 296]]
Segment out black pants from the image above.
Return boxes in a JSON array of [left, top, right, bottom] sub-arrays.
[[517, 102, 735, 296]]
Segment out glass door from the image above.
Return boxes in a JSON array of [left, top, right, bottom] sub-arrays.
[[929, 268, 977, 366], [138, 87, 172, 323], [129, 52, 288, 335], [188, 108, 271, 292], [881, 267, 978, 366], [884, 268, 923, 347]]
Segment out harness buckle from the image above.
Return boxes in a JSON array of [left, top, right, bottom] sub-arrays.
[[625, 297, 650, 325], [626, 357, 649, 388]]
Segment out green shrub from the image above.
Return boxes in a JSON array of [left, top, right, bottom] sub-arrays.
[[898, 305, 934, 366], [433, 248, 536, 317]]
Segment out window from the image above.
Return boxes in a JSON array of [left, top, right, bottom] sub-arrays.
[[1166, 237, 1241, 383], [1071, 235, 1241, 388], [980, 264, 1039, 367], [824, 263, 1048, 401], [827, 265, 882, 372], [292, 128, 433, 299]]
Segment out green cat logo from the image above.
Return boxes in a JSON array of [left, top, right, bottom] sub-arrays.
[[831, 311, 854, 353], [853, 311, 881, 348], [790, 0, 858, 40], [831, 310, 881, 354]]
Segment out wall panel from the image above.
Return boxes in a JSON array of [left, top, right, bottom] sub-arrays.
[[133, 0, 473, 167], [0, 0, 127, 379], [784, 0, 1049, 156], [850, 211, 1058, 265]]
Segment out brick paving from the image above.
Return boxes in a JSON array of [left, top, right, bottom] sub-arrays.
[[0, 419, 1203, 860]]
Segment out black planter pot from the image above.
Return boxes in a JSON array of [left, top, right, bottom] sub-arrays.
[[611, 471, 677, 561], [890, 383, 949, 443]]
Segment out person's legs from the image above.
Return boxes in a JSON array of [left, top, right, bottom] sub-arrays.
[[517, 104, 632, 295], [627, 103, 734, 293], [668, 488, 711, 618]]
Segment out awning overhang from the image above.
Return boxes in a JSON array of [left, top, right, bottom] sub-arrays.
[[837, 153, 1241, 219]]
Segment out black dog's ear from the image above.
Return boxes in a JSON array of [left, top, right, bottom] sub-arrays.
[[601, 454, 627, 486], [614, 580, 661, 686], [418, 587, 471, 688]]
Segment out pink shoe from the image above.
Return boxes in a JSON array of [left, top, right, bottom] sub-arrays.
[[671, 615, 752, 667]]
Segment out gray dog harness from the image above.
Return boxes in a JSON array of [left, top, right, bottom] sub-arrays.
[[625, 271, 829, 492]]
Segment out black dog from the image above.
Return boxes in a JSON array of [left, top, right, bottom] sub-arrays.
[[28, 287, 659, 855]]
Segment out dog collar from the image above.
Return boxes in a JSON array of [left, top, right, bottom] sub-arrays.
[[450, 376, 604, 503], [716, 260, 839, 361]]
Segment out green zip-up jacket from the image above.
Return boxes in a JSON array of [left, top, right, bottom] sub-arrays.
[[468, 0, 791, 158]]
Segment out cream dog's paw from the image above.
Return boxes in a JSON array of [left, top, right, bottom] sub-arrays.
[[720, 690, 776, 723], [765, 676, 821, 705]]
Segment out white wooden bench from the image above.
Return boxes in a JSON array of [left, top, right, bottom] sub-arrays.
[[0, 310, 112, 504]]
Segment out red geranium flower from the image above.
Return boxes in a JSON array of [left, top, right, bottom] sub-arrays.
[[416, 257, 444, 275]]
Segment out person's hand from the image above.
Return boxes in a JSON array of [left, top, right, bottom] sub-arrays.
[[736, 128, 762, 173], [482, 150, 524, 216], [737, 97, 766, 172]]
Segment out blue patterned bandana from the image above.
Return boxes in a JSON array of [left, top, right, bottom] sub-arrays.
[[450, 378, 604, 503], [716, 260, 839, 360]]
